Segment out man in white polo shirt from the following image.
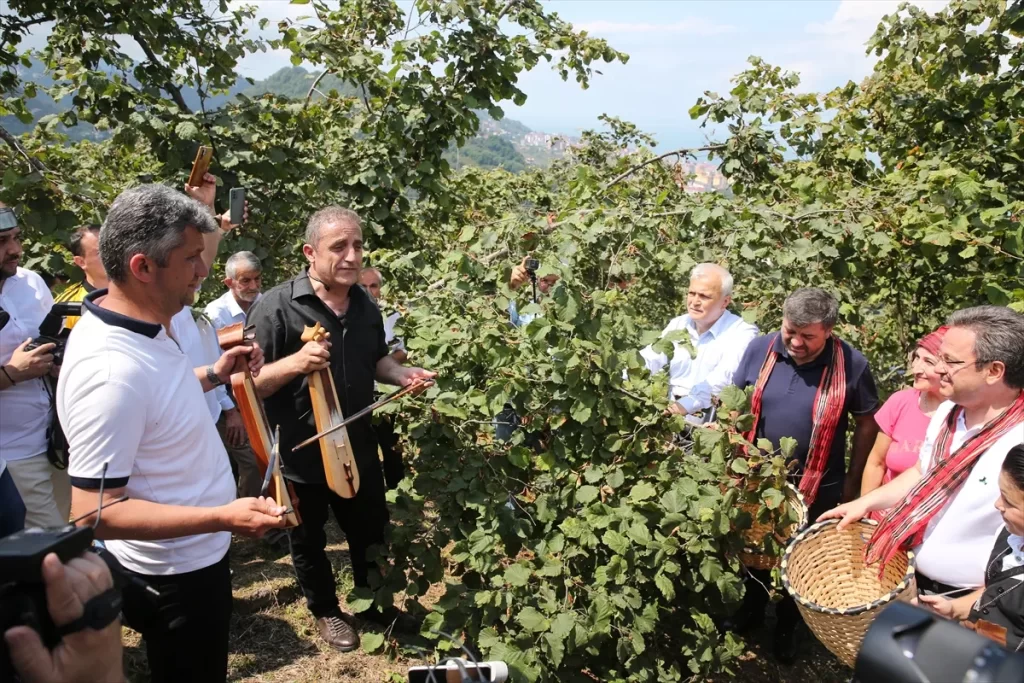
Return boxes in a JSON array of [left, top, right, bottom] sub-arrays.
[[0, 203, 71, 529], [57, 184, 286, 683], [639, 263, 758, 424], [823, 305, 1024, 593]]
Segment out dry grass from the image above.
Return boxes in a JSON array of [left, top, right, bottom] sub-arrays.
[[120, 528, 851, 683]]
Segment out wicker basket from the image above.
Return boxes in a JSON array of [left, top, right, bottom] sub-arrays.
[[737, 482, 807, 571], [781, 518, 917, 668]]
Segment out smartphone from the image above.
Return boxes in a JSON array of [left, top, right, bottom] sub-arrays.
[[524, 258, 540, 272], [229, 188, 246, 225], [407, 661, 507, 683], [187, 146, 213, 187]]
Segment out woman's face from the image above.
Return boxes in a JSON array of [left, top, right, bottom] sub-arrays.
[[995, 470, 1024, 537], [910, 347, 942, 393]]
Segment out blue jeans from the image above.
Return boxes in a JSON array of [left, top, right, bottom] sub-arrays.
[[0, 468, 26, 539]]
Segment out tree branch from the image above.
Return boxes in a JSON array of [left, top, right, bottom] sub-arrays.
[[0, 122, 48, 173], [602, 145, 724, 190], [305, 68, 332, 108], [131, 32, 192, 114]]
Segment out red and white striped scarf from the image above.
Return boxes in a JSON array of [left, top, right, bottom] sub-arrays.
[[866, 392, 1024, 572], [745, 333, 847, 506]]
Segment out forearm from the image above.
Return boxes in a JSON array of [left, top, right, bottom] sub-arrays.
[[845, 420, 879, 499], [201, 227, 226, 271], [375, 355, 408, 386], [74, 497, 226, 541], [955, 590, 984, 618], [860, 464, 923, 511], [253, 355, 300, 399], [0, 364, 13, 390], [860, 459, 886, 497], [193, 366, 219, 393]]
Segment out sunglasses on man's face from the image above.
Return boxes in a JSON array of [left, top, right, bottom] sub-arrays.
[[0, 208, 17, 231]]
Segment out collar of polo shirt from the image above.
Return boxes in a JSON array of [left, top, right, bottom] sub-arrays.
[[688, 309, 735, 339], [83, 289, 162, 338]]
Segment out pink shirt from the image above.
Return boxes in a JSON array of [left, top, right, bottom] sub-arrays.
[[875, 388, 932, 483]]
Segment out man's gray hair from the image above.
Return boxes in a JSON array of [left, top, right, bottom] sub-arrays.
[[783, 288, 839, 328], [225, 251, 261, 279], [947, 306, 1024, 389], [361, 267, 383, 285], [305, 206, 361, 247], [690, 263, 734, 297], [100, 184, 217, 283]]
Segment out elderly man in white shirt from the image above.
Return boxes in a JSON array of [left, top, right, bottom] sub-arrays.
[[640, 263, 758, 423], [204, 250, 262, 330]]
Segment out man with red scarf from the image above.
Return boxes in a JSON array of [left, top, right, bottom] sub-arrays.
[[822, 306, 1024, 596], [727, 287, 880, 663]]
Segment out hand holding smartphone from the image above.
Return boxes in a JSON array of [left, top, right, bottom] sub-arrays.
[[187, 146, 213, 187], [229, 188, 246, 226]]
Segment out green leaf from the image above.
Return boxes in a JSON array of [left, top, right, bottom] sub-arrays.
[[504, 563, 532, 587], [655, 573, 675, 600], [517, 606, 550, 633], [576, 485, 599, 504], [602, 529, 629, 555], [361, 632, 385, 653], [762, 487, 785, 510], [628, 481, 656, 502]]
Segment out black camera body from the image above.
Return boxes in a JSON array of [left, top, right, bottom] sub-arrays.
[[524, 258, 539, 273], [23, 301, 82, 366], [0, 525, 98, 680]]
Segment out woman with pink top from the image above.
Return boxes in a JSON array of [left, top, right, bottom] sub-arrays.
[[860, 327, 948, 514]]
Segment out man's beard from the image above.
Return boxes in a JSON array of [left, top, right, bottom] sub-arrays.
[[235, 290, 259, 303]]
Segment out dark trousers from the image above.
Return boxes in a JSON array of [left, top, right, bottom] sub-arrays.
[[0, 469, 25, 539], [120, 552, 233, 683], [289, 469, 389, 618], [741, 483, 842, 631]]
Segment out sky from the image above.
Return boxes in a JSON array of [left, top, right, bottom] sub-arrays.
[[12, 0, 949, 150], [223, 0, 947, 150]]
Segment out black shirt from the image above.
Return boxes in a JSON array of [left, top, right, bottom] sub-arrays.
[[733, 334, 879, 491], [246, 271, 389, 484], [970, 527, 1024, 651]]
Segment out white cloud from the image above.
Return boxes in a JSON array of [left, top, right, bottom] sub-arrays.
[[574, 18, 736, 37], [770, 0, 950, 91]]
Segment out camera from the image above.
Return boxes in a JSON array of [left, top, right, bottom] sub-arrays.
[[0, 524, 118, 680], [854, 601, 1024, 683], [524, 258, 539, 273], [24, 301, 82, 365]]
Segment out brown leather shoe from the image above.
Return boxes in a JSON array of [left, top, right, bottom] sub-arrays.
[[316, 611, 359, 652]]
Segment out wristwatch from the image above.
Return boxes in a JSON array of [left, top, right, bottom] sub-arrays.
[[206, 365, 225, 387]]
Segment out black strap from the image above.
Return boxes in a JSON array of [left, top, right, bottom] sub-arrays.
[[56, 588, 123, 637]]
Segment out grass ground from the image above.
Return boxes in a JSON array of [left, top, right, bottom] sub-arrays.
[[121, 527, 852, 683]]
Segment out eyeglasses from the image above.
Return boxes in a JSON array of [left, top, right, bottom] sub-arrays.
[[936, 355, 987, 375]]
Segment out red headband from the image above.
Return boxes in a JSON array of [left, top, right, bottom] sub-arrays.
[[917, 326, 949, 356]]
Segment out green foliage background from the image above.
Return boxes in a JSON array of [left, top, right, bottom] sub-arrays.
[[2, 0, 1023, 680]]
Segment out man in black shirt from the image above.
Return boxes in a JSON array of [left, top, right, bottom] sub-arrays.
[[248, 206, 434, 652]]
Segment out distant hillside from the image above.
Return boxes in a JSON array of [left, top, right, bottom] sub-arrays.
[[2, 64, 565, 172]]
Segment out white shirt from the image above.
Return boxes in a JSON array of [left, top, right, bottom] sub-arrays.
[[204, 289, 259, 331], [1004, 534, 1024, 575], [0, 267, 54, 463], [170, 308, 234, 421], [383, 310, 405, 353], [640, 310, 758, 417], [914, 400, 1024, 587], [58, 296, 236, 575]]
